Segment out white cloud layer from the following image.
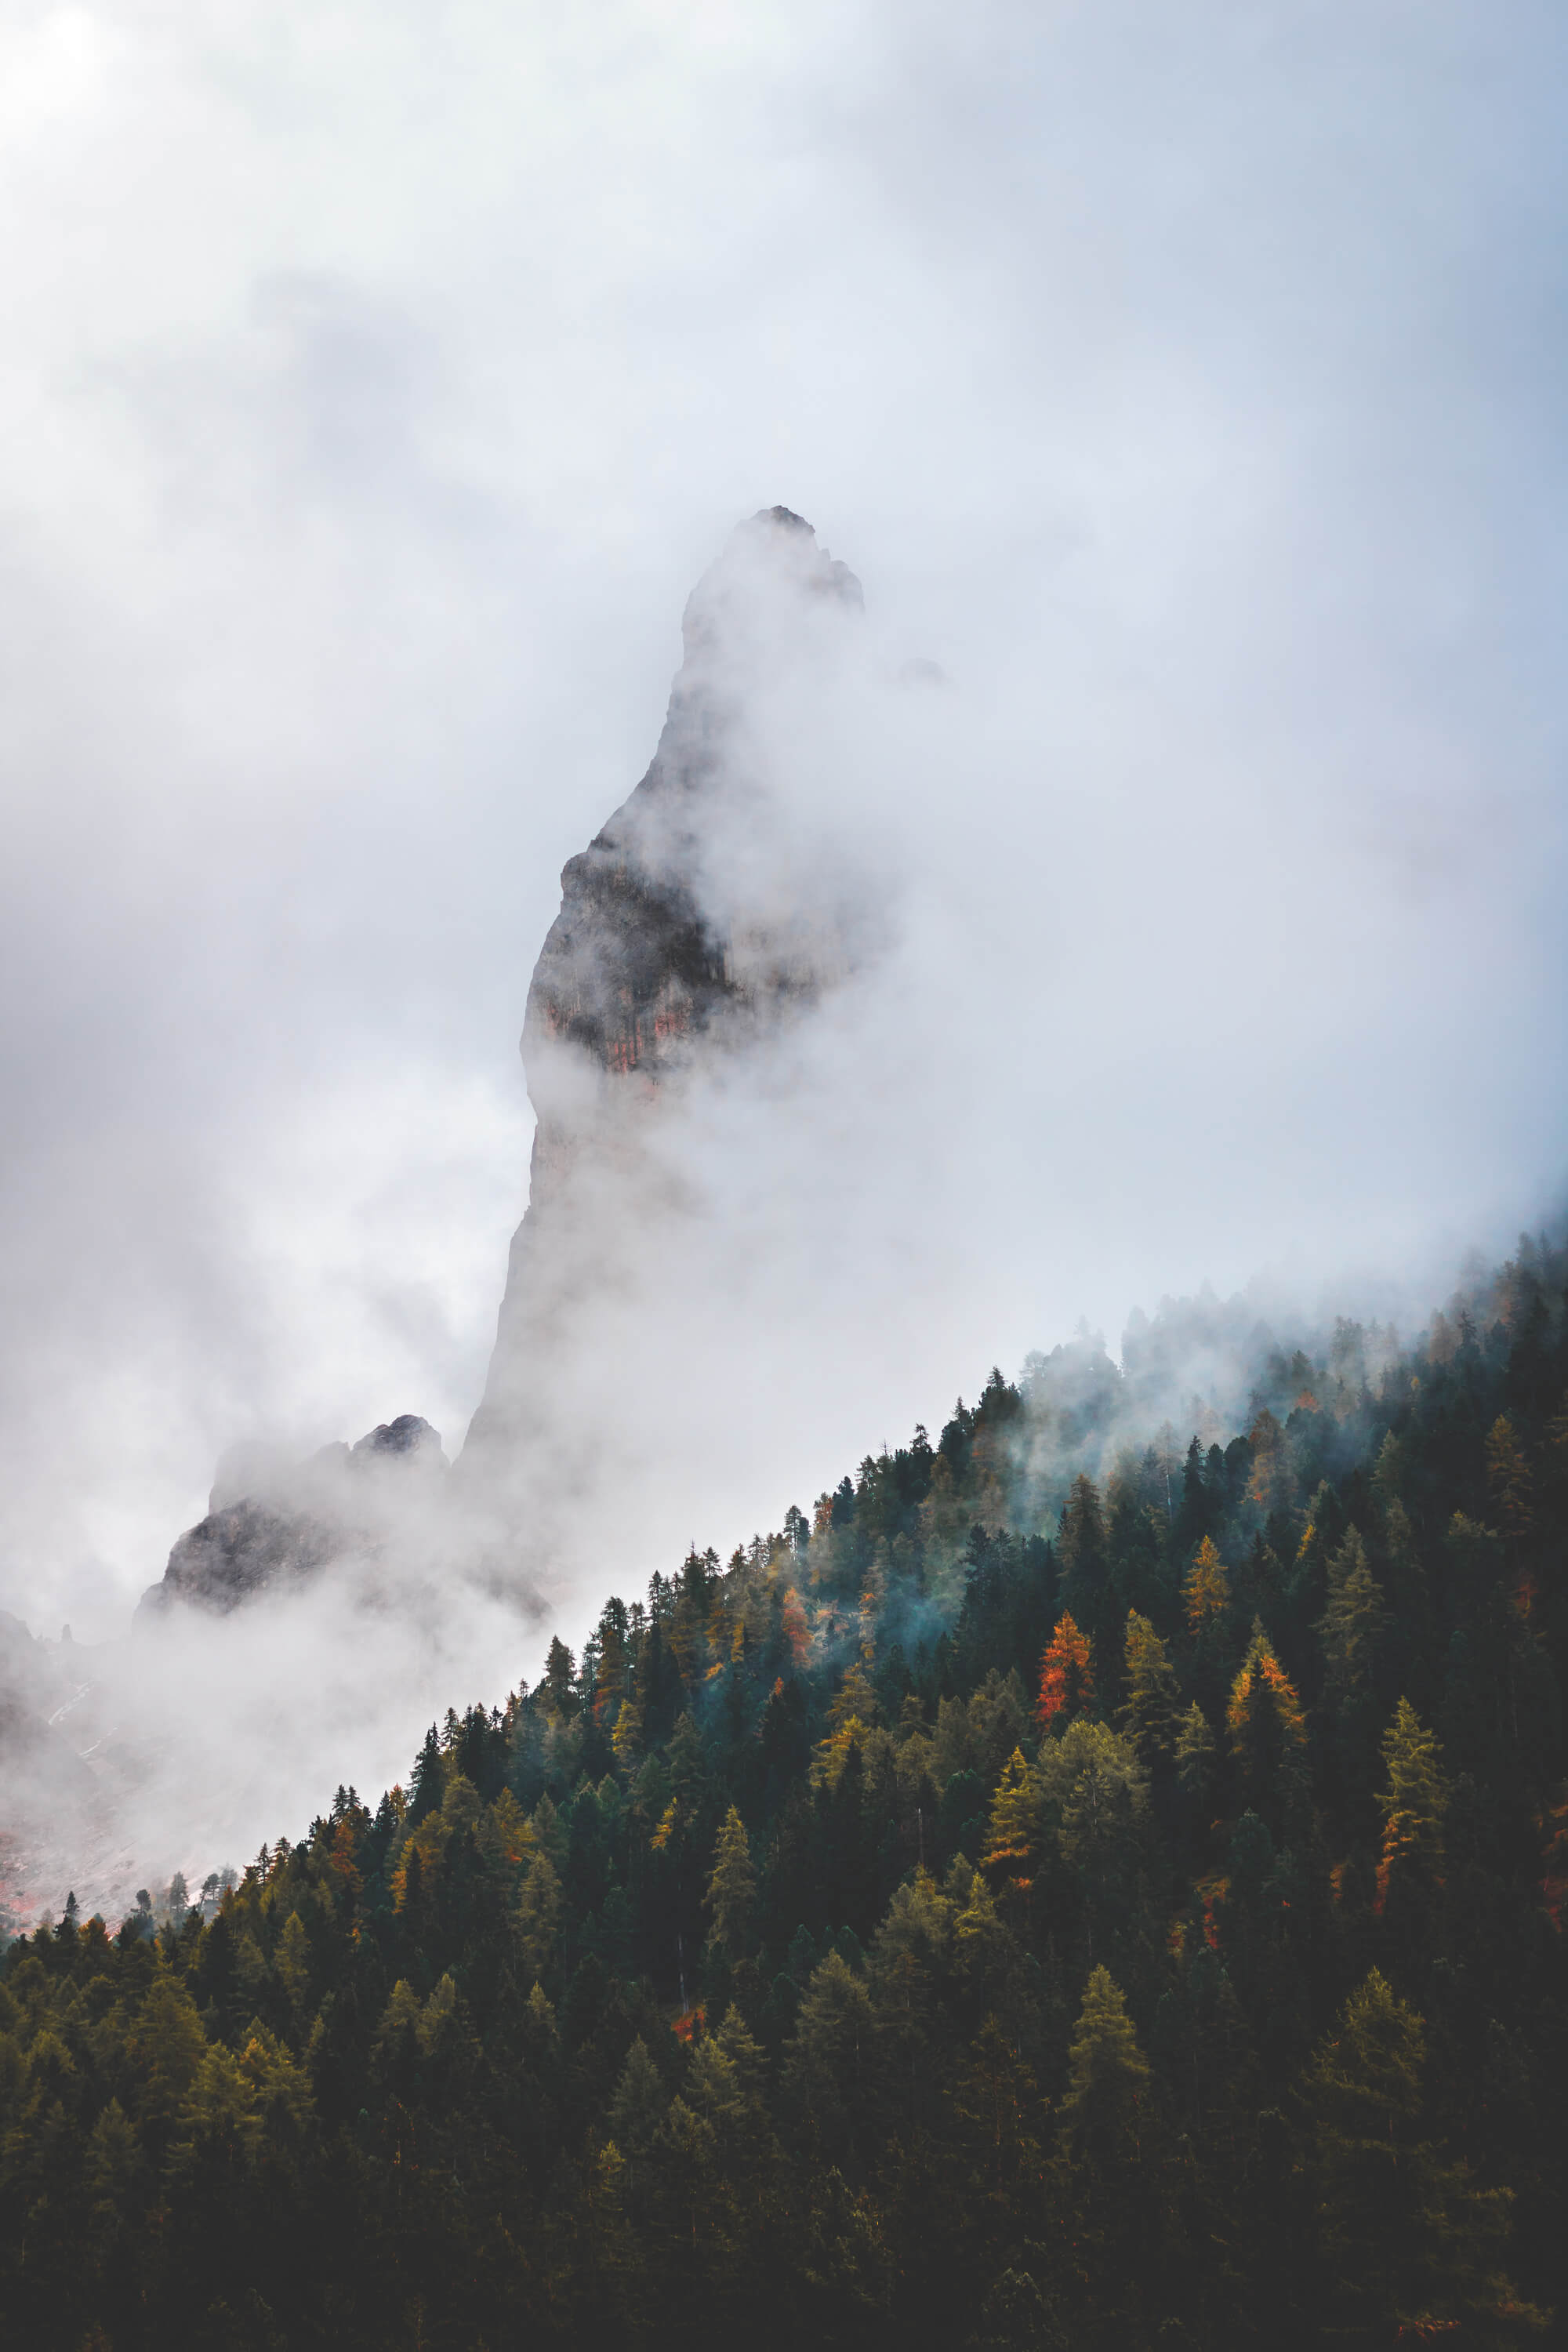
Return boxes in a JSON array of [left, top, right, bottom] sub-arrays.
[[2, 0, 1565, 1702]]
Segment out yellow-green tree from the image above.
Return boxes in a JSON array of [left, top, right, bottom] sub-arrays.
[[1301, 1969, 1541, 2340], [1059, 1965, 1150, 2159], [982, 1747, 1040, 1893], [1375, 1698, 1446, 1918], [705, 1805, 757, 1958], [1117, 1612, 1179, 1768], [1174, 1700, 1215, 1817], [1183, 1536, 1230, 1634], [515, 1852, 563, 1985], [1319, 1530, 1387, 1713]]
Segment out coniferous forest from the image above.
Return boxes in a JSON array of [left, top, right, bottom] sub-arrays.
[[5, 1243, 1568, 2350]]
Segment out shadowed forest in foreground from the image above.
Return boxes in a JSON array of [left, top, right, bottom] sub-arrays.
[[4, 1240, 1567, 2349]]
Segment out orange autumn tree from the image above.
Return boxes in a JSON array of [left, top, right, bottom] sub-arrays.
[[1227, 1621, 1307, 1817], [1037, 1611, 1094, 1732], [1183, 1537, 1231, 1634]]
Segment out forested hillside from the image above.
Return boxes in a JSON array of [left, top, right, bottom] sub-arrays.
[[4, 1241, 1567, 2349]]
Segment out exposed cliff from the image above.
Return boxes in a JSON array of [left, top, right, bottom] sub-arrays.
[[134, 1414, 446, 1618], [520, 505, 862, 1082], [459, 506, 869, 1520], [131, 506, 868, 1612]]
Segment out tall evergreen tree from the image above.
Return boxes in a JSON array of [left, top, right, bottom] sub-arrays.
[[1118, 1612, 1178, 1769]]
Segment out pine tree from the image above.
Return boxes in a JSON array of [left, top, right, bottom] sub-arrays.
[[607, 2037, 670, 2161], [667, 1710, 707, 1807], [705, 1806, 757, 1957], [827, 1661, 880, 1732], [515, 1852, 563, 1984], [132, 1969, 209, 2146], [782, 1948, 875, 2161], [1375, 1698, 1446, 1917], [1182, 1536, 1230, 1634], [1247, 1408, 1288, 1514], [1175, 1701, 1216, 1820], [1485, 1414, 1534, 1542], [1036, 1612, 1094, 1731], [1118, 1612, 1178, 1767], [542, 1635, 579, 1720], [84, 2099, 142, 2262], [612, 1695, 644, 1770], [1036, 1721, 1149, 1922], [982, 1746, 1040, 1890], [1301, 1969, 1536, 2340], [275, 1911, 310, 2016], [1058, 1475, 1107, 1603], [406, 1723, 445, 1828], [592, 1598, 630, 1725], [1226, 1621, 1307, 1822], [1318, 1530, 1388, 1712], [1059, 1965, 1150, 2157]]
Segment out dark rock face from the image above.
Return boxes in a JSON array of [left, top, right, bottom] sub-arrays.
[[352, 1414, 444, 1465], [521, 506, 862, 1082], [461, 507, 867, 1514], [135, 1415, 448, 1618], [140, 1498, 342, 1618], [133, 507, 866, 1610]]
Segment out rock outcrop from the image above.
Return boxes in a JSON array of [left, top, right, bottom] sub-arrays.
[[459, 506, 869, 1532], [135, 1414, 447, 1617], [132, 506, 869, 1611], [515, 506, 862, 1085]]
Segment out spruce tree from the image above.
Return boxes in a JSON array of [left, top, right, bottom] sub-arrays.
[[1319, 1530, 1388, 1711], [1174, 1700, 1215, 1811], [1117, 1612, 1179, 1768], [1301, 1969, 1537, 2340], [1059, 1965, 1150, 2157], [1375, 1697, 1446, 1917], [982, 1747, 1040, 1890], [1182, 1537, 1230, 1634], [706, 1806, 757, 1957]]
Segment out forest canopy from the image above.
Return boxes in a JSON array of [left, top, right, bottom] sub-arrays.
[[4, 1240, 1567, 2349]]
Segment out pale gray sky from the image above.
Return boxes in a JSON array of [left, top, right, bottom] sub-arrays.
[[2, 0, 1566, 1643]]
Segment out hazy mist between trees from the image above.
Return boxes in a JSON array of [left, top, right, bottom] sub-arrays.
[[1, 2, 1566, 1904]]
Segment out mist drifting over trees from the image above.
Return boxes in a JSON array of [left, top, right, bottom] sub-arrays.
[[5, 1236, 1568, 2343], [4, 2, 1568, 2344]]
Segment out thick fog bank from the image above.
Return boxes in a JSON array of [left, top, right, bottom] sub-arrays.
[[2, 2, 1566, 1920]]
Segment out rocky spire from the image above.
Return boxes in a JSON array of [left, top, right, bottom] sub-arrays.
[[459, 506, 866, 1515]]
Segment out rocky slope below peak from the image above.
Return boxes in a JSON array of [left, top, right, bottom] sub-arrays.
[[135, 1414, 447, 1619]]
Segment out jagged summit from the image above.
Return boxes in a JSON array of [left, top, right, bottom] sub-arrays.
[[135, 508, 869, 1610], [521, 506, 861, 1080], [460, 506, 869, 1508], [135, 1413, 448, 1618]]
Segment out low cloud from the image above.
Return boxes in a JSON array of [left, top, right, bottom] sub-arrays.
[[1, 2, 1565, 1912]]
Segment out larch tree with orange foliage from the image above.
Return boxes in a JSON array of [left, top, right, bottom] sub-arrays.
[[1183, 1537, 1231, 1635], [1227, 1621, 1308, 1822], [1037, 1611, 1094, 1732]]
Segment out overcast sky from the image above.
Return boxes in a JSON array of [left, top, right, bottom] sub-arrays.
[[2, 0, 1566, 1648]]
